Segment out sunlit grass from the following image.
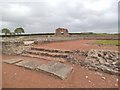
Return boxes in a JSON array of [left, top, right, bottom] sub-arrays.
[[95, 40, 120, 46]]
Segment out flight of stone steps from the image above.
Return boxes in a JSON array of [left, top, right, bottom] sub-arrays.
[[22, 47, 74, 62]]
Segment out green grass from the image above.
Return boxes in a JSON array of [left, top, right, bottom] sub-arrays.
[[95, 40, 120, 46]]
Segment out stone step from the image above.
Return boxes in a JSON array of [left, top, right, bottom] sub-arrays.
[[3, 58, 23, 64], [15, 60, 73, 80], [22, 53, 66, 63], [31, 47, 73, 53], [24, 50, 68, 58], [16, 60, 42, 70], [36, 61, 73, 80]]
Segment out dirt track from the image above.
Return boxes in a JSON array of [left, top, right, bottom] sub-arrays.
[[2, 40, 119, 88]]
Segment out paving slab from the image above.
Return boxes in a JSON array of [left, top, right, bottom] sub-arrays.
[[3, 59, 23, 64], [37, 62, 73, 80], [16, 60, 42, 70]]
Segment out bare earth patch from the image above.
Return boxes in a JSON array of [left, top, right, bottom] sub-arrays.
[[35, 40, 118, 51]]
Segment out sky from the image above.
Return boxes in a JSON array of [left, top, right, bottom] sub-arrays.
[[0, 0, 119, 34]]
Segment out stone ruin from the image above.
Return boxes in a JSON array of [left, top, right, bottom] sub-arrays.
[[55, 28, 69, 37], [2, 36, 120, 79], [2, 41, 32, 55], [81, 49, 120, 75]]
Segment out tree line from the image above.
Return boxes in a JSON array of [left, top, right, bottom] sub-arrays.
[[1, 27, 25, 35]]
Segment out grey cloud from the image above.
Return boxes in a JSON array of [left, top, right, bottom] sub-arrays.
[[0, 0, 118, 34]]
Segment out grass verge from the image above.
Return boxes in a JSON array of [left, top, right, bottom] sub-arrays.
[[95, 40, 120, 46]]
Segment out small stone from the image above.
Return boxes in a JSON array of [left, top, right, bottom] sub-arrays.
[[101, 77, 106, 80], [4, 72, 6, 74], [116, 79, 118, 82], [96, 72, 102, 76], [72, 64, 75, 66], [47, 84, 50, 87], [88, 80, 91, 82], [85, 76, 88, 79], [112, 62, 116, 65], [115, 84, 118, 87], [14, 73, 17, 75]]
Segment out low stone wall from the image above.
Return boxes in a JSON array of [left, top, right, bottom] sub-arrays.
[[2, 41, 31, 55], [66, 50, 88, 64], [81, 49, 120, 75], [2, 39, 88, 56]]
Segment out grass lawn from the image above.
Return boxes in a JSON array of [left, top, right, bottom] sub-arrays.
[[95, 40, 120, 46]]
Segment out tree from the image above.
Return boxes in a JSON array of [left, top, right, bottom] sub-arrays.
[[14, 27, 25, 34], [1, 28, 11, 35]]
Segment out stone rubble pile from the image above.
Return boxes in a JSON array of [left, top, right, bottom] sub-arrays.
[[66, 50, 88, 64], [72, 50, 88, 56], [81, 49, 120, 75], [66, 54, 79, 64], [2, 41, 32, 55]]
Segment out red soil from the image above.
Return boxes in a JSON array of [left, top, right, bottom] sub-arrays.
[[35, 40, 118, 51], [2, 40, 119, 88]]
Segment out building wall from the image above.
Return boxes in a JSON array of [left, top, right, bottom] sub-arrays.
[[55, 28, 69, 37]]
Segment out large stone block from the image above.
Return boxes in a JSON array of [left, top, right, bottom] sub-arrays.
[[16, 60, 41, 70], [23, 41, 35, 45], [37, 62, 73, 80], [3, 58, 23, 64]]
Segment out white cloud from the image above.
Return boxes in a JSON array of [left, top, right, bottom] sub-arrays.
[[0, 0, 118, 34], [1, 3, 31, 22]]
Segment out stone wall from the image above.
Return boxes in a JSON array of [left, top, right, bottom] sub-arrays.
[[55, 28, 69, 37], [1, 37, 83, 55], [66, 50, 88, 64], [2, 42, 31, 55], [81, 49, 120, 75]]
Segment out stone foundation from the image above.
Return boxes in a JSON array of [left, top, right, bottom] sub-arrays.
[[2, 41, 31, 55], [81, 49, 120, 75]]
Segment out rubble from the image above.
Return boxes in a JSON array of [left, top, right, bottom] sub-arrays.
[[2, 41, 32, 55], [81, 49, 120, 75], [23, 41, 35, 45]]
